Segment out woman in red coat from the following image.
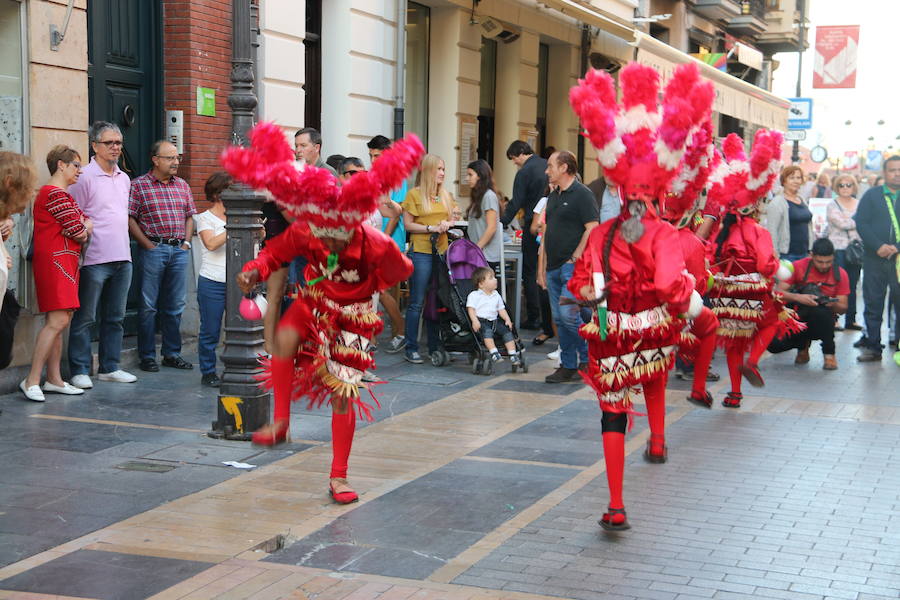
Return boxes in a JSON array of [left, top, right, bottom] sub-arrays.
[[21, 145, 92, 402]]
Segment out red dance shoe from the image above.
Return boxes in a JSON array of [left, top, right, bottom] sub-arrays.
[[722, 391, 743, 408], [329, 478, 359, 504], [643, 433, 667, 464], [251, 420, 289, 446], [740, 362, 765, 387], [599, 507, 630, 531], [686, 391, 713, 409]]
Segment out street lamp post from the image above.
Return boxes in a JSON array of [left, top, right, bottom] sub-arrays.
[[210, 0, 270, 440], [791, 0, 807, 164]]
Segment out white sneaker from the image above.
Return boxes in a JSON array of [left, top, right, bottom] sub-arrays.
[[42, 381, 85, 395], [547, 349, 560, 361], [70, 374, 93, 389], [19, 380, 45, 402], [97, 369, 138, 383]]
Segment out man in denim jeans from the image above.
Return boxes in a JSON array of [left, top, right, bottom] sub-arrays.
[[67, 122, 138, 389], [128, 140, 197, 372], [538, 151, 599, 383]]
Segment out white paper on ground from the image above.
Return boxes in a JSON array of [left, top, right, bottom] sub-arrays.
[[222, 461, 257, 469]]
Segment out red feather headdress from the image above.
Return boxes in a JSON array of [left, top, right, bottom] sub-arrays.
[[662, 118, 717, 229], [706, 129, 783, 216], [221, 122, 424, 238], [569, 62, 714, 213]]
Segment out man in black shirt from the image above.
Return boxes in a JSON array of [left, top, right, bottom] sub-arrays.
[[854, 155, 900, 360], [538, 150, 599, 382], [502, 141, 548, 330]]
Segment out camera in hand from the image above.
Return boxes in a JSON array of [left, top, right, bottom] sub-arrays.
[[791, 283, 834, 305]]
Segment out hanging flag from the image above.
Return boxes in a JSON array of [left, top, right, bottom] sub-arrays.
[[843, 151, 859, 170], [813, 25, 860, 89], [691, 52, 727, 71], [866, 150, 883, 171]]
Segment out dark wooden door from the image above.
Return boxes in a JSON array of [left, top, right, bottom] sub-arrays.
[[88, 0, 162, 335]]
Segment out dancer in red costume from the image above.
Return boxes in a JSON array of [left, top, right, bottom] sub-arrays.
[[705, 130, 803, 408], [661, 118, 719, 408], [567, 62, 713, 531], [223, 123, 422, 504]]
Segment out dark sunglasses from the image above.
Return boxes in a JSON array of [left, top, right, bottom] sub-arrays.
[[838, 183, 854, 188]]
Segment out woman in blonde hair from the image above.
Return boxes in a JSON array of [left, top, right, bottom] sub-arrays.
[[400, 154, 459, 363], [20, 145, 92, 401], [0, 152, 38, 310]]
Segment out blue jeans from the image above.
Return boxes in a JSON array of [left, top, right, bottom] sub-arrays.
[[68, 261, 133, 376], [546, 262, 588, 369], [197, 276, 226, 374], [861, 254, 900, 351], [404, 251, 438, 354], [834, 249, 861, 326], [138, 244, 189, 360]]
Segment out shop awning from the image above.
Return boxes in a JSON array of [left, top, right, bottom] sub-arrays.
[[633, 33, 789, 130], [539, 0, 636, 40]]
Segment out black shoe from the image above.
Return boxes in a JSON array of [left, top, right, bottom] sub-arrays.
[[853, 335, 868, 349], [162, 355, 194, 370], [201, 372, 221, 387], [578, 362, 588, 372], [519, 320, 540, 331], [845, 322, 863, 331], [857, 348, 882, 363], [545, 367, 579, 383], [139, 358, 159, 372]]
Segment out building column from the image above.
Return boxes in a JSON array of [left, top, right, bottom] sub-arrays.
[[546, 44, 580, 167], [492, 31, 539, 199], [258, 0, 305, 133], [427, 6, 481, 199]]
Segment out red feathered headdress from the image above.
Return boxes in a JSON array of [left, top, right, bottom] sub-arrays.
[[662, 118, 716, 229], [706, 129, 783, 216], [569, 62, 714, 214], [221, 122, 424, 239]]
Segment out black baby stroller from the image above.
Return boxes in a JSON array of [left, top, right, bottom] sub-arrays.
[[425, 234, 528, 375]]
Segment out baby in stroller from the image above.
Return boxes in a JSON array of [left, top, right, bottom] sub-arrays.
[[466, 267, 521, 366]]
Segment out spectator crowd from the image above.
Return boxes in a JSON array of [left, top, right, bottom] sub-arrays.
[[1, 124, 899, 403]]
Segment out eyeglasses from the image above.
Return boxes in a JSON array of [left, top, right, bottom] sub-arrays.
[[342, 170, 364, 176], [156, 155, 181, 161], [838, 183, 854, 188], [95, 140, 123, 147], [70, 162, 82, 169]]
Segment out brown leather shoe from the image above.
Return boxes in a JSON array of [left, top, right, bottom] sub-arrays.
[[795, 348, 810, 364], [823, 355, 838, 370]]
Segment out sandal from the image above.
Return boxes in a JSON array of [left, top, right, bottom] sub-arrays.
[[686, 390, 713, 409], [643, 433, 667, 464], [599, 507, 630, 531], [739, 362, 765, 387], [722, 391, 742, 408], [329, 478, 359, 504], [532, 333, 553, 346]]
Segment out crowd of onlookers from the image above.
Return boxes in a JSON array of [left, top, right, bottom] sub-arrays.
[[1, 127, 898, 403]]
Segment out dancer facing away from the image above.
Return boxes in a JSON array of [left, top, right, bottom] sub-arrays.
[[660, 118, 720, 409], [567, 62, 714, 531], [224, 122, 422, 504], [705, 131, 803, 409]]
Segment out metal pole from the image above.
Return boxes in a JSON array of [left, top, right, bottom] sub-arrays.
[[791, 0, 806, 164], [210, 0, 269, 440]]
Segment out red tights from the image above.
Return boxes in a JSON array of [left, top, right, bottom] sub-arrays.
[[330, 410, 356, 479], [725, 322, 777, 394]]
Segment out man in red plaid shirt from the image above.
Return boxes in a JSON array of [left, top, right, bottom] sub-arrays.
[[128, 140, 197, 372]]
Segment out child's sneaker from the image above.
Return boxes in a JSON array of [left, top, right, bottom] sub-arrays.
[[509, 353, 521, 365], [490, 352, 503, 363]]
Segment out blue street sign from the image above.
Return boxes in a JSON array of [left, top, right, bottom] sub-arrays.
[[788, 97, 813, 130]]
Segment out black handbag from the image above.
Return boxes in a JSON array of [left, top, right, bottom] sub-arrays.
[[0, 289, 21, 369], [845, 238, 864, 266]]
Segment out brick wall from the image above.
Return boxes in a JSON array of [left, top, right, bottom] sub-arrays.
[[163, 0, 233, 207]]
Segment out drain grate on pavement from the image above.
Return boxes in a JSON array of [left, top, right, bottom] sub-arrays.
[[114, 461, 176, 473]]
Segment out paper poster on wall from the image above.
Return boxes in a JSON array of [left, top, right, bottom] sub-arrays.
[[196, 87, 216, 116], [808, 197, 831, 239], [458, 117, 478, 197]]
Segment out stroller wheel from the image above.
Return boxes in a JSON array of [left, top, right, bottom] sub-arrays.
[[483, 359, 494, 376], [521, 360, 529, 373], [510, 363, 518, 374], [431, 350, 450, 367], [472, 358, 481, 374]]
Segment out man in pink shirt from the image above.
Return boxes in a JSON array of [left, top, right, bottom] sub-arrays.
[[67, 121, 138, 388]]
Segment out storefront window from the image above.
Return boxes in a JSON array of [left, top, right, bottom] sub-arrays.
[[0, 0, 26, 153], [405, 2, 429, 146]]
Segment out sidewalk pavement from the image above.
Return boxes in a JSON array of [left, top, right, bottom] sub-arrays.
[[0, 327, 898, 600]]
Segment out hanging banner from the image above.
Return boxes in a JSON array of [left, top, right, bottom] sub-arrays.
[[813, 25, 860, 89], [866, 150, 883, 172], [843, 151, 859, 171]]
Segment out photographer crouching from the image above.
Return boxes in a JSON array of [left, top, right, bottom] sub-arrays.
[[768, 238, 849, 370]]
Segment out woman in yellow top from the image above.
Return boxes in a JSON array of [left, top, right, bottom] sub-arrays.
[[401, 154, 459, 363]]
